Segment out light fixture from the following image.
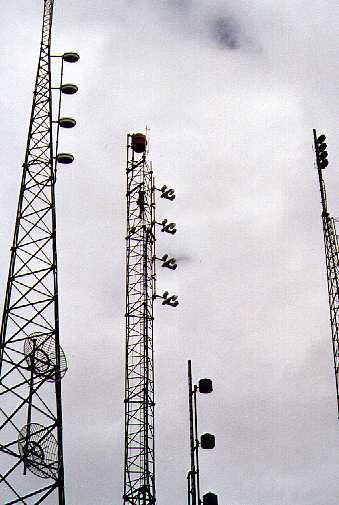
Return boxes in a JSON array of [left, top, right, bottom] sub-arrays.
[[56, 153, 74, 164], [60, 83, 78, 95], [62, 52, 80, 63], [317, 134, 328, 169]]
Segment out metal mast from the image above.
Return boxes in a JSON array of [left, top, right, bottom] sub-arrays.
[[124, 132, 178, 505], [187, 361, 217, 505], [313, 129, 339, 417], [0, 2, 78, 503]]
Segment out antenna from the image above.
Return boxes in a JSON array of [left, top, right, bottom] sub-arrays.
[[313, 129, 339, 417], [187, 360, 218, 505], [124, 131, 178, 505], [0, 2, 78, 502]]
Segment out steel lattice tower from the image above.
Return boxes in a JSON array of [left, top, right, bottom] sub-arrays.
[[313, 129, 339, 417], [124, 132, 178, 505], [0, 2, 78, 503]]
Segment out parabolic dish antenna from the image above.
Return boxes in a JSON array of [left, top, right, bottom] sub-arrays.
[[24, 332, 67, 381], [18, 423, 59, 479]]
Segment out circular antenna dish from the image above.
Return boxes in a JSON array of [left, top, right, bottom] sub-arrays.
[[59, 117, 76, 129], [131, 133, 147, 153], [24, 332, 67, 381], [62, 52, 80, 63], [61, 83, 78, 95], [18, 423, 59, 479], [56, 153, 74, 164]]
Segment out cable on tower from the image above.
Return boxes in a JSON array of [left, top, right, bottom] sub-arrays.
[[0, 2, 78, 503]]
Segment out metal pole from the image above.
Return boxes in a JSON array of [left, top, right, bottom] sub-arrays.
[[193, 384, 201, 505], [49, 34, 66, 505], [24, 340, 36, 476], [53, 57, 65, 181], [187, 471, 192, 505], [188, 360, 197, 505], [143, 225, 150, 503]]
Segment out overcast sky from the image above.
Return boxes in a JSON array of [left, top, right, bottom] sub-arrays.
[[1, 1, 339, 504]]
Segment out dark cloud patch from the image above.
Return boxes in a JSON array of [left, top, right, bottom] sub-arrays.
[[212, 15, 241, 49]]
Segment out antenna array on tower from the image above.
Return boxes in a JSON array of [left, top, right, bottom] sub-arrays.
[[313, 129, 339, 417], [0, 2, 78, 503], [124, 132, 178, 505]]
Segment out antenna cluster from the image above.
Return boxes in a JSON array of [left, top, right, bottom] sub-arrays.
[[0, 1, 79, 502], [0, 3, 214, 502], [124, 131, 178, 505], [313, 129, 339, 417]]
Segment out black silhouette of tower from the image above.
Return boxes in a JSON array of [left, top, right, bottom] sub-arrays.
[[0, 1, 78, 503], [313, 129, 339, 417], [124, 132, 178, 505]]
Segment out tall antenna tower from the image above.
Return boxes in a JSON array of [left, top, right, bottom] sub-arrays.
[[0, 2, 78, 503], [313, 129, 339, 417], [124, 132, 178, 505]]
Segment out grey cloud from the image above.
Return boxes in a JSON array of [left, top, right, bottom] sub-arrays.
[[211, 15, 241, 50], [131, 1, 247, 51], [171, 253, 192, 263]]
